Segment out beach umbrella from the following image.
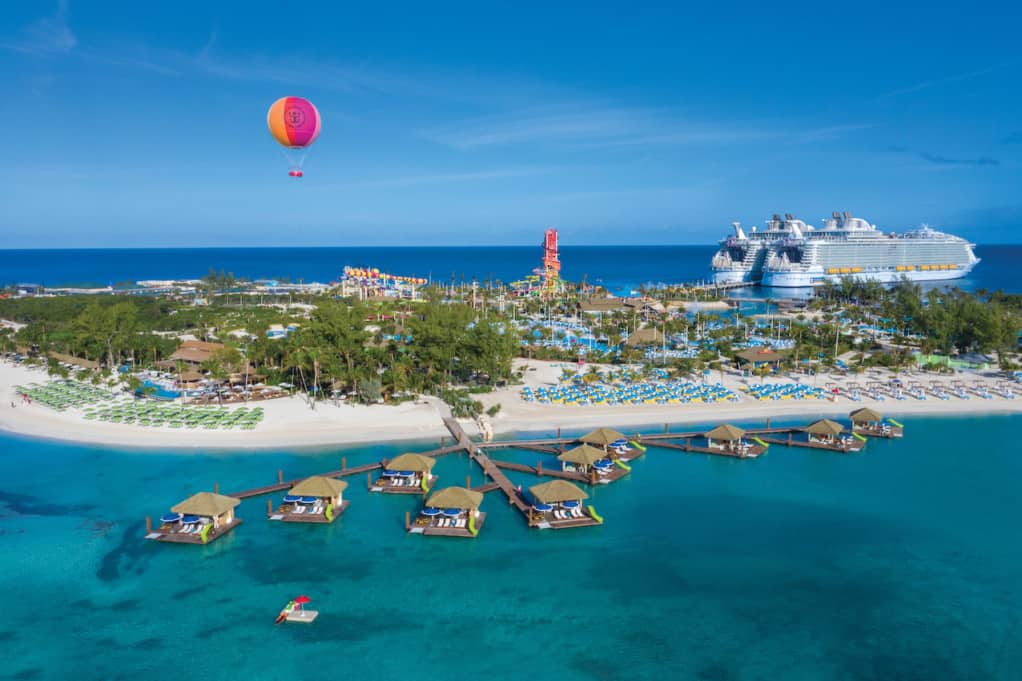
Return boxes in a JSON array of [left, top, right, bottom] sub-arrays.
[[294, 595, 311, 605]]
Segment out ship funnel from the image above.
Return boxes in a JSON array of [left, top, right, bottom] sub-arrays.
[[843, 211, 851, 219], [772, 214, 781, 221], [832, 211, 840, 219], [732, 222, 747, 240], [785, 213, 793, 220]]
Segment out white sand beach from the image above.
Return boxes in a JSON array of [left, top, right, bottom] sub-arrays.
[[1, 358, 1020, 451]]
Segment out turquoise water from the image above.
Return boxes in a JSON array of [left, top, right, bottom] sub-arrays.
[[2, 415, 1021, 680]]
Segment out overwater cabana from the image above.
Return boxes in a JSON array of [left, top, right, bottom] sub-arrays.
[[269, 476, 349, 523], [580, 427, 626, 449], [528, 480, 602, 529], [849, 407, 902, 438], [558, 444, 622, 483], [579, 427, 641, 460], [146, 492, 241, 545], [370, 453, 437, 494], [407, 486, 484, 538], [805, 419, 860, 451], [705, 424, 762, 457]]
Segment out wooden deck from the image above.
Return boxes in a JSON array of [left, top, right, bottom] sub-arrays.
[[146, 519, 242, 544], [408, 512, 487, 538], [269, 500, 350, 523], [757, 435, 866, 453], [640, 438, 767, 459], [528, 507, 603, 530], [853, 424, 903, 439], [368, 474, 438, 494]]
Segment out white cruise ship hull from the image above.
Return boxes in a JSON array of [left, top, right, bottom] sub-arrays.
[[762, 264, 976, 287], [710, 269, 757, 284]]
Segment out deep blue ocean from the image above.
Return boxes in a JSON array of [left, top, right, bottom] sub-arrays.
[[2, 415, 1022, 680], [1, 245, 1019, 296]]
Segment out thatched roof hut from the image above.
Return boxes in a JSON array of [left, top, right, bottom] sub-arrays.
[[849, 407, 883, 423], [426, 487, 483, 510], [806, 419, 845, 437], [530, 480, 589, 504], [580, 427, 626, 447], [558, 444, 606, 466], [736, 348, 788, 365], [171, 492, 240, 517], [706, 424, 745, 441], [624, 327, 666, 348], [289, 476, 348, 498], [386, 453, 437, 472]]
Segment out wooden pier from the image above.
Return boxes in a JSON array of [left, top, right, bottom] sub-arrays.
[[443, 418, 531, 516]]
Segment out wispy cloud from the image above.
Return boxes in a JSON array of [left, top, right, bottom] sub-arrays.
[[2, 0, 76, 55], [422, 106, 787, 150], [422, 105, 869, 151], [340, 167, 554, 190], [919, 152, 999, 167], [876, 59, 1019, 101], [888, 146, 999, 167]]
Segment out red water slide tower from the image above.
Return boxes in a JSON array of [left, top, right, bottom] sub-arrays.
[[541, 228, 561, 295]]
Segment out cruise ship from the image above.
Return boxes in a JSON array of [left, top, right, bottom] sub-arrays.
[[709, 214, 809, 283], [762, 212, 979, 287]]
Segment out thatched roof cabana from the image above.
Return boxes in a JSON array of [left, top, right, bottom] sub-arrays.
[[558, 444, 606, 466], [530, 480, 589, 504], [386, 453, 437, 472], [624, 327, 666, 347], [736, 348, 788, 365], [580, 427, 626, 447], [426, 487, 483, 510], [289, 476, 348, 498], [706, 424, 745, 441], [171, 492, 240, 517], [806, 419, 845, 437], [849, 407, 883, 423]]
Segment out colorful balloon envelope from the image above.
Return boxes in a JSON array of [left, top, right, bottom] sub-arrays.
[[267, 96, 321, 178]]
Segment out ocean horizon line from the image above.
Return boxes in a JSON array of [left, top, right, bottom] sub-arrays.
[[0, 241, 1018, 251]]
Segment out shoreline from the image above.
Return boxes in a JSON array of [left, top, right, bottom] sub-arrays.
[[2, 360, 1020, 452]]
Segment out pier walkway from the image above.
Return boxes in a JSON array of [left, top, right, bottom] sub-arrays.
[[443, 417, 531, 515]]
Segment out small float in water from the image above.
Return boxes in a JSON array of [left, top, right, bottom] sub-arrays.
[[275, 595, 318, 624]]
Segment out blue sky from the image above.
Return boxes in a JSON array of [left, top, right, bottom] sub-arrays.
[[1, 1, 1020, 247]]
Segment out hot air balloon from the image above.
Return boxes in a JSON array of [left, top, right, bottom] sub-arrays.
[[267, 97, 321, 178]]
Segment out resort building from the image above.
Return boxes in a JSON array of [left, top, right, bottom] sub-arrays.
[[165, 340, 226, 369], [407, 486, 485, 538], [146, 492, 242, 545], [528, 480, 602, 529], [370, 453, 437, 493], [270, 476, 349, 523]]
